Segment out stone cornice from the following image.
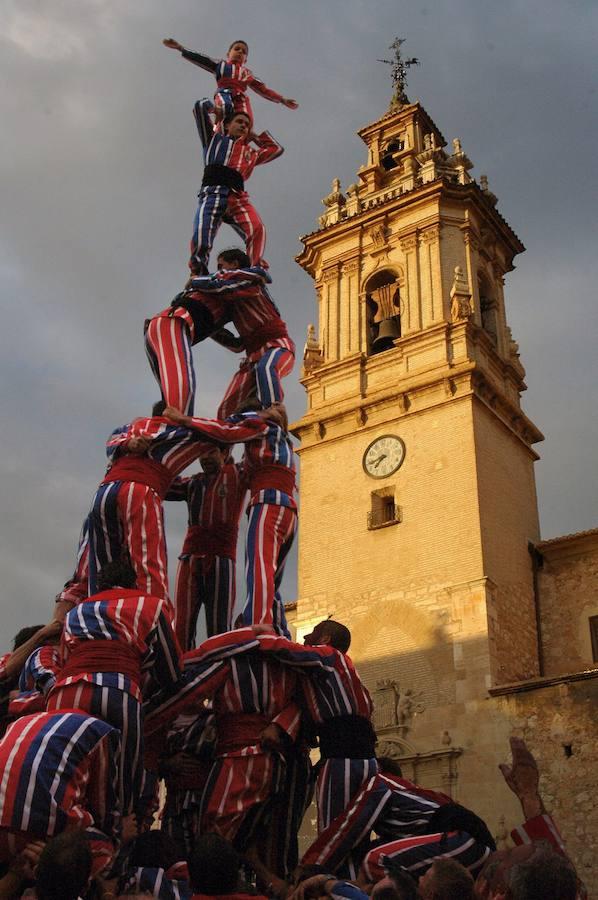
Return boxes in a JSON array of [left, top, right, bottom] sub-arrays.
[[489, 668, 598, 697], [296, 180, 524, 278]]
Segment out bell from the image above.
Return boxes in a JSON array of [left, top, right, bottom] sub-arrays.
[[372, 316, 401, 353]]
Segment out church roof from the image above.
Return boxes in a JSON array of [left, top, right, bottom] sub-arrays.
[[536, 526, 598, 549]]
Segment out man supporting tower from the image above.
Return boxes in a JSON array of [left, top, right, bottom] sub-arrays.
[[146, 628, 302, 856], [166, 445, 247, 646], [187, 249, 295, 419], [144, 265, 266, 416], [0, 710, 122, 875], [58, 402, 215, 606], [164, 404, 296, 637]]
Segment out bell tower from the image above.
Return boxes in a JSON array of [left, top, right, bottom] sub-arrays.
[[292, 65, 545, 818]]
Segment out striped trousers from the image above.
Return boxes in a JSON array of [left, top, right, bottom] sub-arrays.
[[190, 185, 266, 273], [218, 347, 295, 419], [312, 757, 380, 879], [88, 480, 169, 602], [47, 681, 143, 817], [362, 830, 491, 882], [174, 554, 236, 648], [199, 750, 285, 849], [145, 315, 196, 416], [242, 503, 296, 638]]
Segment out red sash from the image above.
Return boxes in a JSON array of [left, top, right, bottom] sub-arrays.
[[102, 456, 172, 500], [216, 713, 270, 754], [250, 465, 295, 498], [182, 524, 237, 559], [60, 641, 141, 691], [242, 321, 289, 354]]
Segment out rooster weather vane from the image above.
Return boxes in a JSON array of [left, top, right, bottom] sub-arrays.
[[378, 37, 420, 108]]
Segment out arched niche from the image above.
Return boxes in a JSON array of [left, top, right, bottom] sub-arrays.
[[364, 269, 402, 355], [478, 271, 499, 348]]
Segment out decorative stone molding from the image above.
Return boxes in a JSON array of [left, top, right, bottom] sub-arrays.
[[369, 221, 390, 253], [314, 421, 326, 440], [461, 226, 481, 253], [420, 225, 441, 245], [399, 233, 417, 252], [321, 265, 340, 285], [355, 406, 368, 427], [341, 258, 360, 276], [397, 392, 411, 413]]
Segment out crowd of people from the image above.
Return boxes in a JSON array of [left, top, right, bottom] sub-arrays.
[[0, 36, 585, 900]]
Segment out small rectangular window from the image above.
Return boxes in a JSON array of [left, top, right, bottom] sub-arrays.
[[368, 489, 401, 530]]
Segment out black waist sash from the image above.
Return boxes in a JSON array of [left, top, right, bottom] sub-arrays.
[[169, 294, 218, 341], [202, 164, 244, 193], [318, 714, 377, 760]]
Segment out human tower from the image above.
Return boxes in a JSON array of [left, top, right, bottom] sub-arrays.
[[0, 37, 566, 899]]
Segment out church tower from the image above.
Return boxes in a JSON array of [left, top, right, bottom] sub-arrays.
[[292, 73, 545, 819]]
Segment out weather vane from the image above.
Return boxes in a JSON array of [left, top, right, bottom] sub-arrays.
[[378, 37, 420, 108]]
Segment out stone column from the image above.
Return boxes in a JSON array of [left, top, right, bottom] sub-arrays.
[[400, 233, 420, 333], [341, 258, 361, 356], [322, 265, 340, 361], [420, 225, 442, 326]]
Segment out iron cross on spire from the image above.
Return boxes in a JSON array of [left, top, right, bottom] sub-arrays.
[[377, 37, 420, 108]]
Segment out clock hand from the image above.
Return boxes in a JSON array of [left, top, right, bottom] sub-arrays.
[[373, 454, 387, 468]]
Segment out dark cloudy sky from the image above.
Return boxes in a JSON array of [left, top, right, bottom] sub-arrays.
[[2, 0, 597, 648]]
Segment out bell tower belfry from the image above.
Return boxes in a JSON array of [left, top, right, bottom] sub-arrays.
[[292, 85, 545, 814]]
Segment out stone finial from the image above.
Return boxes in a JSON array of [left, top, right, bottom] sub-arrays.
[[303, 323, 323, 374], [452, 137, 462, 154], [345, 183, 361, 216], [450, 265, 473, 322], [480, 174, 498, 206], [319, 178, 346, 228]]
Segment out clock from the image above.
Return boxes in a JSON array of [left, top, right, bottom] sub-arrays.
[[363, 434, 406, 478]]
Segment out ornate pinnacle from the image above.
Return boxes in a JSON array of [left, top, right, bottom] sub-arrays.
[[377, 37, 420, 109]]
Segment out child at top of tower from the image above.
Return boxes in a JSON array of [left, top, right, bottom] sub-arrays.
[[163, 37, 298, 126]]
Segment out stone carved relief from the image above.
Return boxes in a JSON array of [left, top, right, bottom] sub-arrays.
[[373, 679, 424, 736]]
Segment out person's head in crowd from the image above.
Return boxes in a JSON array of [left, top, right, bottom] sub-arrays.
[[12, 625, 45, 651], [303, 619, 351, 653], [375, 864, 418, 900], [35, 831, 92, 900], [377, 756, 403, 777], [96, 560, 138, 593], [418, 858, 474, 900], [128, 830, 180, 872], [199, 443, 229, 476], [475, 844, 577, 900], [217, 248, 251, 271], [189, 833, 241, 895]]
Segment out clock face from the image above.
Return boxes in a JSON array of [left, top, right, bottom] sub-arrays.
[[363, 435, 406, 478]]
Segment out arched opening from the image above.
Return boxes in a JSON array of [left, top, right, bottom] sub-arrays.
[[380, 138, 404, 171], [365, 270, 401, 355], [478, 274, 498, 347]]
